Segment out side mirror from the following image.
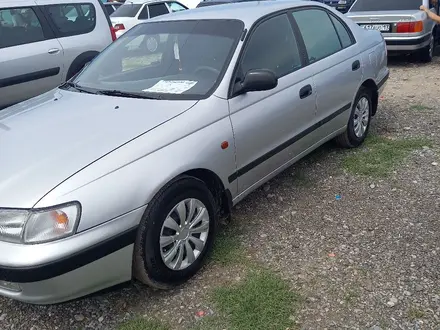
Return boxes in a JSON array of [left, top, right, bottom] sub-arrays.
[[234, 69, 278, 96]]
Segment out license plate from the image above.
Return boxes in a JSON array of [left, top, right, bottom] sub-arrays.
[[360, 24, 390, 32]]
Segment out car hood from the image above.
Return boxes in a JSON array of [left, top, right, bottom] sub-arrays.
[[0, 89, 197, 208]]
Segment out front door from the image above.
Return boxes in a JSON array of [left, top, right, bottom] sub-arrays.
[[228, 13, 317, 194]]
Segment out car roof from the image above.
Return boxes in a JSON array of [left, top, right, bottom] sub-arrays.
[[149, 0, 322, 25]]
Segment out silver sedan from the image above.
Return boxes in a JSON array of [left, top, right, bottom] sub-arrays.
[[0, 0, 389, 304]]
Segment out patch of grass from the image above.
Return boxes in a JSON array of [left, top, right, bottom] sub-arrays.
[[408, 308, 425, 321], [410, 104, 432, 111], [343, 135, 431, 177], [210, 227, 242, 266], [344, 289, 360, 304], [117, 318, 170, 330], [206, 270, 301, 330]]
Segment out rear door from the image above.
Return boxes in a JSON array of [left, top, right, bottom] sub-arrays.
[[0, 3, 63, 109], [291, 7, 362, 137], [38, 0, 112, 80]]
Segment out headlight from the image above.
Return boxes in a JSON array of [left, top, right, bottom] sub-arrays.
[[0, 202, 80, 244]]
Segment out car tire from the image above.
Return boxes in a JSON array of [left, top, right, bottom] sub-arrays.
[[133, 175, 217, 289], [418, 33, 434, 63], [335, 86, 372, 148]]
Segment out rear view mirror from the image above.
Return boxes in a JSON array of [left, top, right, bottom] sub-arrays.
[[234, 69, 278, 96]]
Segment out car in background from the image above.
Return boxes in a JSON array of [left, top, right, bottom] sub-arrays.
[[312, 0, 354, 13], [104, 1, 123, 15], [346, 0, 439, 62], [0, 0, 388, 305], [110, 0, 187, 38], [196, 0, 260, 7], [0, 0, 115, 110]]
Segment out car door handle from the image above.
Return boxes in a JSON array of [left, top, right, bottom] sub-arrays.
[[48, 48, 60, 55], [352, 60, 360, 71], [299, 84, 312, 99]]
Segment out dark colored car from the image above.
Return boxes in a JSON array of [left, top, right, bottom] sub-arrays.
[[312, 0, 355, 13]]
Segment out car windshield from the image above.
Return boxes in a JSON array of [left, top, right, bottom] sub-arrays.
[[111, 3, 142, 17], [73, 19, 244, 100], [350, 0, 420, 11]]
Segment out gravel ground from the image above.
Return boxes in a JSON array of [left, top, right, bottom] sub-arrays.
[[1, 55, 439, 330]]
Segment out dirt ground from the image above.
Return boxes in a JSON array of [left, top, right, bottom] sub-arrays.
[[0, 54, 439, 330]]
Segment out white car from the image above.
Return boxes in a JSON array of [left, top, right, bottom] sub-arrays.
[[110, 0, 188, 38]]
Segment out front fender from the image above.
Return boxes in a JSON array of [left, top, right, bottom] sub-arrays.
[[35, 97, 236, 231]]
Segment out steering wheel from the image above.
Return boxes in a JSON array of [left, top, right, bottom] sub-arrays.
[[193, 66, 220, 77]]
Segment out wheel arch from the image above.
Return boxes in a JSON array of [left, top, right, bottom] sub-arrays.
[[179, 168, 232, 221], [66, 51, 100, 80], [360, 78, 378, 116]]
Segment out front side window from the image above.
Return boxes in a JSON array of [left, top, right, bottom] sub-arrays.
[[292, 9, 342, 63], [72, 19, 244, 100], [148, 4, 169, 18], [0, 7, 45, 49], [46, 3, 96, 37], [241, 14, 302, 79]]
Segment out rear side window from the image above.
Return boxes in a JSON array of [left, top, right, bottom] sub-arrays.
[[138, 5, 149, 19], [111, 4, 142, 17], [292, 9, 342, 63], [148, 3, 169, 18], [167, 2, 187, 12], [45, 3, 96, 37], [0, 7, 45, 49], [329, 14, 354, 48]]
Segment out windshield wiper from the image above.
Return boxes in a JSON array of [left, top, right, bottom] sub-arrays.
[[97, 89, 162, 100], [60, 82, 97, 94]]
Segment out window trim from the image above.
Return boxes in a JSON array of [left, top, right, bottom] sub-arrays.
[[290, 6, 356, 66], [0, 6, 54, 49], [41, 2, 97, 38], [138, 4, 150, 19], [228, 9, 306, 99]]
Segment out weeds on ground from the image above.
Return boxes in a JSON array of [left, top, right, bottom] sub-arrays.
[[408, 307, 425, 321], [410, 104, 432, 111], [343, 135, 431, 177], [197, 269, 301, 330], [117, 318, 170, 330]]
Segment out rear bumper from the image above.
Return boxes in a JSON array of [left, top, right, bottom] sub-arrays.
[[0, 207, 145, 304], [385, 34, 431, 52]]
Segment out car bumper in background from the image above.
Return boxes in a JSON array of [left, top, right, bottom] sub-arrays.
[[0, 206, 145, 304], [385, 34, 431, 52]]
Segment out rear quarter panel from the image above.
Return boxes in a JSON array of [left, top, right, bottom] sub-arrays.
[[350, 21, 389, 90]]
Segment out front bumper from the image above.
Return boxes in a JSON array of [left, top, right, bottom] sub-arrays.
[[0, 206, 145, 304], [385, 34, 431, 52]]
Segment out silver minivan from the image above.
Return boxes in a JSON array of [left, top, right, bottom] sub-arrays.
[[0, 0, 115, 109]]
